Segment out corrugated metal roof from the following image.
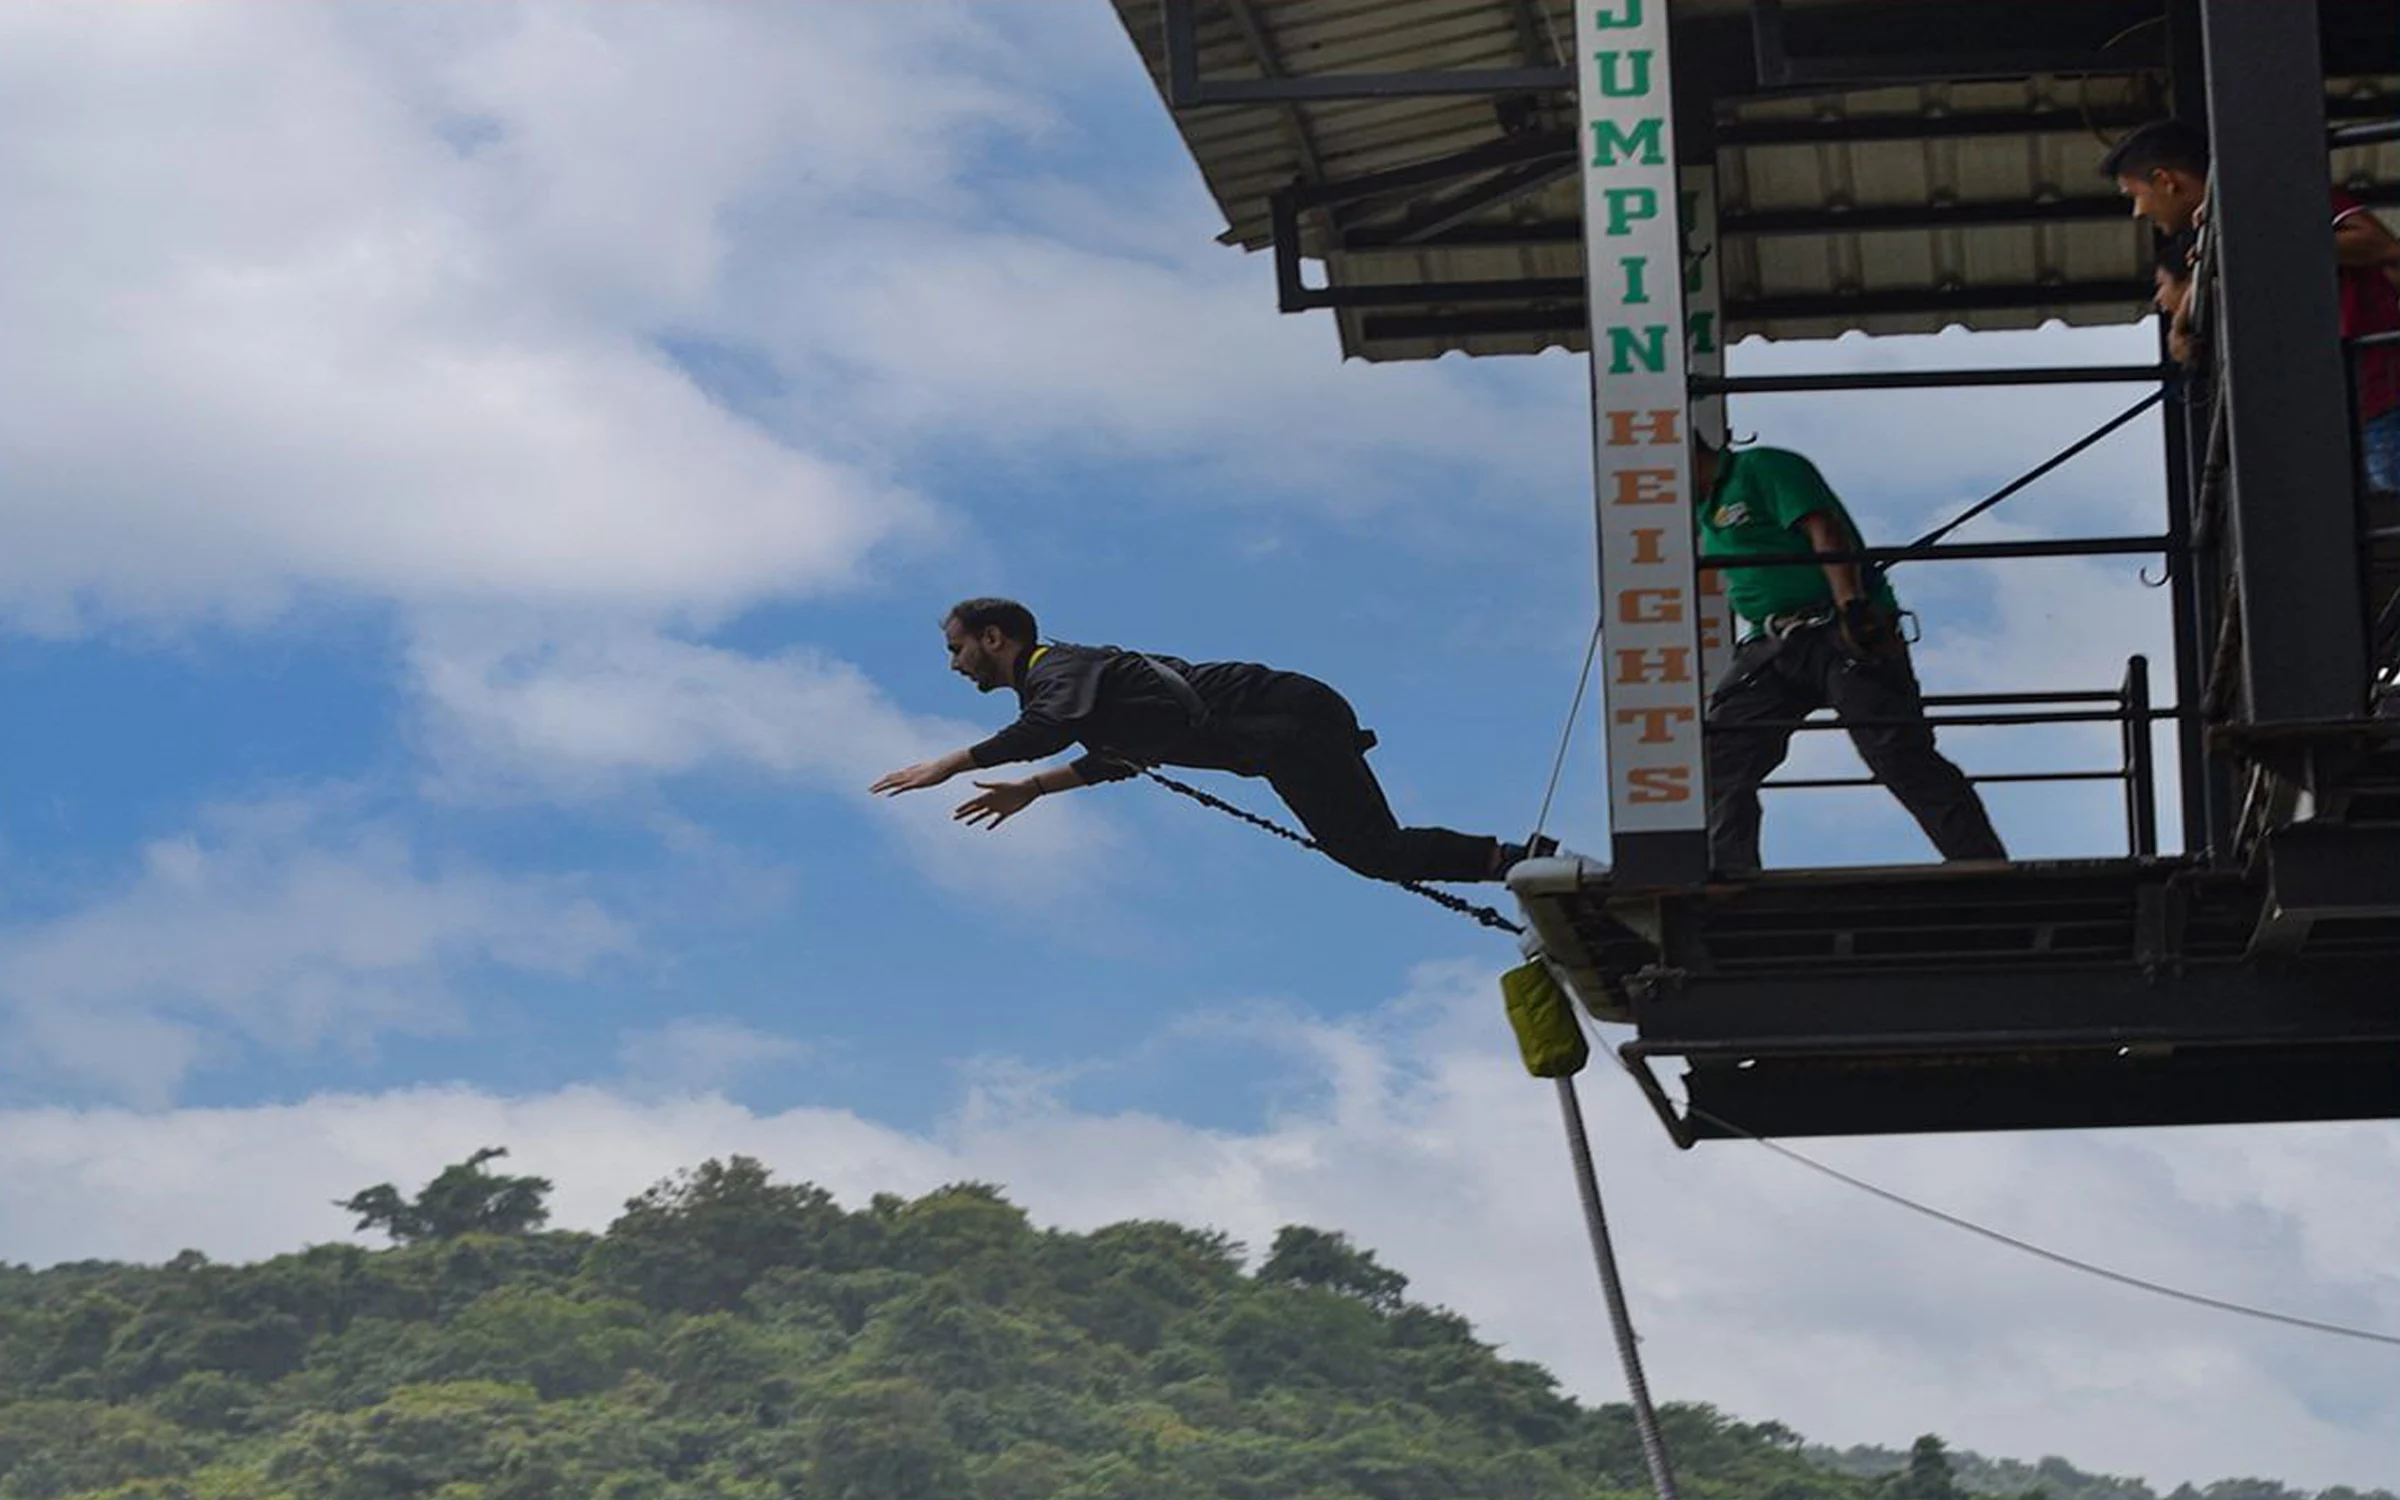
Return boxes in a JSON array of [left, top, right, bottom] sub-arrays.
[[1109, 0, 2400, 359]]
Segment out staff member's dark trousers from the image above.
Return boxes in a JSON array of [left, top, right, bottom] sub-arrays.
[[1706, 625, 2006, 874], [1226, 676, 1501, 883]]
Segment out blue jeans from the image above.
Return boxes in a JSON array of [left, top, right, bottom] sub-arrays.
[[2365, 406, 2400, 494]]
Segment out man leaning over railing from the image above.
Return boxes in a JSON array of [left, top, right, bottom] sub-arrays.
[[2104, 118, 2400, 493]]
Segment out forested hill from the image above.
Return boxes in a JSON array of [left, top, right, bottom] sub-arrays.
[[0, 1152, 2381, 1500]]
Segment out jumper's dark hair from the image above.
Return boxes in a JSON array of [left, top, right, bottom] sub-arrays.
[[945, 597, 1038, 645], [2101, 119, 2210, 180]]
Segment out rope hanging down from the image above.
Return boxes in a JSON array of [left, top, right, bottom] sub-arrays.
[[1139, 770, 1524, 935], [1894, 387, 2168, 559], [1558, 1074, 1683, 1500], [1532, 616, 1607, 846]]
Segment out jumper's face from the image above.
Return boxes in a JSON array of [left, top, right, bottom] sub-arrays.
[[2117, 168, 2204, 234], [944, 617, 1011, 692]]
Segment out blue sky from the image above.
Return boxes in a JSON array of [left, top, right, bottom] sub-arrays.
[[1, 2, 2393, 1491]]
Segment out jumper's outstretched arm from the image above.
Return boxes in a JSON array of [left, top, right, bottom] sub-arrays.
[[954, 763, 1091, 829], [870, 748, 976, 796]]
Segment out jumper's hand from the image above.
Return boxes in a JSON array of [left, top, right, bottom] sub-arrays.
[[871, 756, 962, 796], [954, 779, 1037, 829]]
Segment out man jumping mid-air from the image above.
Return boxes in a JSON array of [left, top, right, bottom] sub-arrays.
[[871, 598, 1549, 883]]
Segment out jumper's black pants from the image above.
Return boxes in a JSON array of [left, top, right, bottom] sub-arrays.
[[1706, 625, 2007, 874], [1224, 676, 1501, 884]]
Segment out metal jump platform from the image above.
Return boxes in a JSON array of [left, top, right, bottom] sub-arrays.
[[1113, 0, 2400, 1140]]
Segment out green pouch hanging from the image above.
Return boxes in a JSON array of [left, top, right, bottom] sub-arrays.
[[1501, 957, 1589, 1079]]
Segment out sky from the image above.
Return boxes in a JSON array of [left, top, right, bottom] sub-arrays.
[[0, 1, 2393, 1491]]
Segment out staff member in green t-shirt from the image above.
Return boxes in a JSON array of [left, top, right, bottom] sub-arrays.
[[1696, 441, 2007, 873]]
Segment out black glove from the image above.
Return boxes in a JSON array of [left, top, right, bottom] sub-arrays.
[[1838, 598, 1898, 659]]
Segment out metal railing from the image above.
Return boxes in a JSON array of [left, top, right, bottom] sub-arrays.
[[1741, 655, 2164, 858], [1675, 359, 2182, 863]]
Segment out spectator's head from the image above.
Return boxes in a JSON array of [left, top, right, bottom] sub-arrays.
[[2102, 120, 2211, 234], [942, 597, 1037, 692]]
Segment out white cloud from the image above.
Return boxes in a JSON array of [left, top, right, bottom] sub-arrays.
[[0, 3, 999, 634], [3, 965, 2392, 1493], [755, 219, 1596, 515], [0, 791, 631, 1105]]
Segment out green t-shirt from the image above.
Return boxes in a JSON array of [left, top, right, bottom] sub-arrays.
[[1697, 447, 1899, 629]]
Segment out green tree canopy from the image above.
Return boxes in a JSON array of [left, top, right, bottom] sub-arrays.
[[1, 1166, 2383, 1500], [336, 1147, 552, 1245], [1256, 1225, 1409, 1312]]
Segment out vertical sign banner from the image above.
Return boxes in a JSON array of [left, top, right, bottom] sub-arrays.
[[1683, 165, 1737, 692], [1579, 0, 1708, 883]]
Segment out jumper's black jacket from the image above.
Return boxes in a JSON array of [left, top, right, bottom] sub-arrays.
[[967, 641, 1499, 885], [967, 642, 1303, 785]]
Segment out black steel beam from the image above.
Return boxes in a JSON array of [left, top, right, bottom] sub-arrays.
[[2161, 349, 2217, 860], [1925, 689, 2128, 705], [1721, 196, 2129, 236], [1714, 708, 2177, 734], [1270, 187, 1310, 315], [1288, 275, 1587, 312], [1354, 281, 2155, 345], [2202, 0, 2368, 724], [2330, 119, 2400, 148], [1717, 109, 2158, 149], [1221, 0, 1331, 194], [1340, 222, 1581, 252], [1358, 158, 1579, 248], [1162, 0, 1203, 107], [2122, 655, 2160, 857], [1292, 129, 1574, 211], [1629, 956, 2400, 1051], [1693, 365, 2165, 395], [1176, 67, 1575, 105], [1692, 535, 2174, 570], [1334, 186, 2389, 258], [1731, 280, 2153, 323], [2153, 0, 2237, 876], [1672, 1044, 2400, 1138], [1764, 771, 2123, 789]]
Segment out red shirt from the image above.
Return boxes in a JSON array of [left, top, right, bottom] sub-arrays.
[[2333, 189, 2400, 419]]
